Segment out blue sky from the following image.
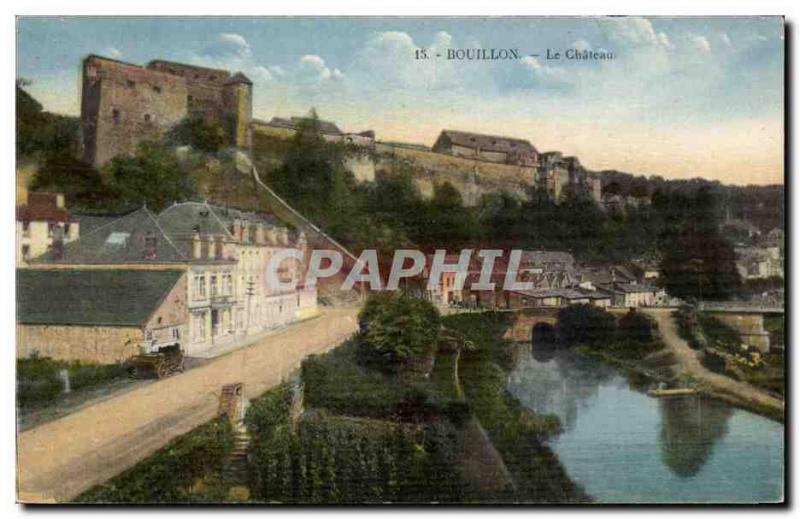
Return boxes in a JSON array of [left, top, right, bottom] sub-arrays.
[[17, 16, 784, 184]]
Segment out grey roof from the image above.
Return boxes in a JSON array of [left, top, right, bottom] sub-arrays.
[[156, 201, 289, 254], [34, 207, 187, 264], [437, 130, 537, 154], [519, 250, 577, 272], [73, 213, 129, 235], [17, 268, 184, 327], [512, 287, 611, 300]]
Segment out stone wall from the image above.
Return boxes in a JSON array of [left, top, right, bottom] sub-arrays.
[[17, 324, 143, 364], [82, 56, 188, 166], [374, 144, 535, 205]]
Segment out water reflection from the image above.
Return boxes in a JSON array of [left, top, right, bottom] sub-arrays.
[[506, 347, 782, 502], [508, 345, 614, 432], [659, 397, 733, 478]]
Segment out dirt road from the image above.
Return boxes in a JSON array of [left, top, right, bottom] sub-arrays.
[[17, 307, 359, 503], [642, 308, 784, 416]]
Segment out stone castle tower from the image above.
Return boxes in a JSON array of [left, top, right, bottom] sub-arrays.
[[81, 55, 252, 167]]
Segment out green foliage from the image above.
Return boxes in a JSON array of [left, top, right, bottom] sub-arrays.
[[16, 356, 128, 409], [697, 313, 741, 353], [16, 83, 80, 159], [617, 309, 654, 344], [103, 140, 196, 212], [557, 304, 617, 347], [30, 152, 119, 211], [359, 293, 441, 368], [167, 116, 228, 153], [657, 188, 741, 300], [75, 418, 233, 503], [444, 312, 588, 503], [248, 414, 462, 503]]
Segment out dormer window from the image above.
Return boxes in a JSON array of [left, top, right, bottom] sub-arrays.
[[144, 235, 157, 259]]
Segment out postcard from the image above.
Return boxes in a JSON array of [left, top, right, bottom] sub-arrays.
[[15, 16, 785, 504]]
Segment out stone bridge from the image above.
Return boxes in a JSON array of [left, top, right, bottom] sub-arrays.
[[502, 307, 561, 343], [698, 302, 784, 353]]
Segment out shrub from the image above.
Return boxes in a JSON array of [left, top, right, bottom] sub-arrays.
[[359, 293, 440, 369], [617, 309, 654, 344], [557, 304, 617, 347]]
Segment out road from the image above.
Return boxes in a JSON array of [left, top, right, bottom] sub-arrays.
[[17, 307, 359, 503], [642, 308, 784, 415]]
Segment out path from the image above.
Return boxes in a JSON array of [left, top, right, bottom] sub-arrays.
[[17, 307, 359, 503], [642, 308, 784, 415]]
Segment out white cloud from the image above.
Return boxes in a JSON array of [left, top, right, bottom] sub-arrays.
[[103, 47, 122, 59], [689, 34, 711, 53], [201, 32, 252, 61], [297, 54, 343, 82], [601, 17, 673, 50]]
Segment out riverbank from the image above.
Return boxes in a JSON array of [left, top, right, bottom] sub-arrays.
[[643, 308, 784, 423]]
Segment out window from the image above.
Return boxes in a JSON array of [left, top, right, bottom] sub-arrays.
[[193, 275, 206, 300], [21, 220, 30, 237], [144, 235, 157, 259], [152, 85, 161, 94], [210, 274, 218, 297], [47, 223, 56, 238], [145, 329, 153, 340], [112, 109, 120, 124], [144, 114, 151, 122], [209, 75, 217, 81], [21, 245, 30, 262], [64, 223, 71, 237], [187, 95, 194, 104], [127, 80, 136, 88], [172, 328, 180, 339]]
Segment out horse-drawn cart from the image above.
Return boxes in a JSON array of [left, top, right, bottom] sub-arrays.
[[129, 345, 185, 379]]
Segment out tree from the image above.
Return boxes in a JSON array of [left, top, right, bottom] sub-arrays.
[[167, 116, 227, 153], [617, 309, 654, 344], [557, 304, 616, 347], [31, 152, 118, 210], [103, 141, 195, 212], [358, 293, 440, 368], [658, 187, 741, 300]]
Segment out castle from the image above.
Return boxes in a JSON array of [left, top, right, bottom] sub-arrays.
[[81, 55, 253, 167]]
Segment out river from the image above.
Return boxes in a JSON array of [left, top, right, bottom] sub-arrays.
[[507, 346, 785, 504]]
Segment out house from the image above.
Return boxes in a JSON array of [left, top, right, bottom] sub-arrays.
[[16, 192, 79, 266], [16, 269, 187, 364], [30, 201, 317, 356], [603, 283, 666, 308], [507, 287, 612, 308], [157, 202, 318, 346], [735, 246, 784, 280], [432, 129, 538, 166]]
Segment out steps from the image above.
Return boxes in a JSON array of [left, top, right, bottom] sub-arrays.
[[223, 423, 251, 485]]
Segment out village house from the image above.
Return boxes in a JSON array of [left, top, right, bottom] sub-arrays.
[[27, 201, 317, 358], [16, 269, 187, 364], [16, 192, 80, 266], [506, 287, 612, 308], [432, 129, 539, 167]]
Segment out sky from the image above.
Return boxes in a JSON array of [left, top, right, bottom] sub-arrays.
[[16, 16, 785, 185]]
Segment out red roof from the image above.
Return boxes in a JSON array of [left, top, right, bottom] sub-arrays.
[[16, 193, 72, 223]]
